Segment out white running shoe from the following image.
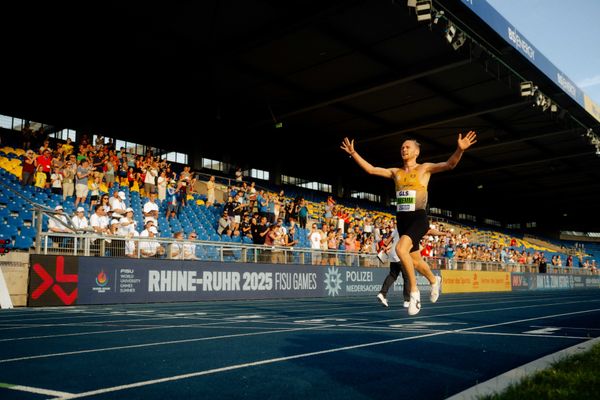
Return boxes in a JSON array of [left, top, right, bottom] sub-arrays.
[[376, 293, 389, 307], [403, 301, 410, 308], [408, 291, 421, 316], [430, 275, 442, 303]]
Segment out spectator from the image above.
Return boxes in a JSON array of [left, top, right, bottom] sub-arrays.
[[252, 216, 269, 245], [109, 191, 128, 218], [49, 167, 63, 195], [169, 231, 185, 259], [118, 208, 138, 258], [165, 181, 180, 219], [240, 214, 252, 239], [183, 232, 199, 260], [48, 205, 72, 234], [89, 173, 101, 213], [61, 155, 77, 200], [234, 167, 243, 182], [206, 175, 216, 206], [75, 159, 92, 208], [217, 211, 230, 235], [143, 192, 159, 227], [105, 156, 116, 190], [71, 207, 89, 231], [143, 161, 158, 196], [538, 256, 547, 273], [157, 170, 168, 201], [444, 240, 456, 269], [308, 223, 322, 265], [34, 165, 47, 190], [298, 198, 308, 229], [21, 149, 36, 186], [89, 204, 110, 235], [99, 194, 111, 215], [35, 149, 53, 187], [139, 225, 164, 258]]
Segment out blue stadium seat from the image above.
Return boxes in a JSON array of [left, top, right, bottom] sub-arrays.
[[14, 235, 34, 249]]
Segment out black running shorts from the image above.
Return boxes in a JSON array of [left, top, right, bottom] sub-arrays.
[[396, 209, 429, 253]]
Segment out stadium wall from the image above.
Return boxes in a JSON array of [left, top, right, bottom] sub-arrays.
[[10, 255, 600, 307]]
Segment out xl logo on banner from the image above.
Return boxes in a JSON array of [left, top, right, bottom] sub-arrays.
[[31, 256, 78, 305]]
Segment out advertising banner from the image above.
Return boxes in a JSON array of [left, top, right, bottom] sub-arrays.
[[460, 0, 600, 122], [75, 258, 416, 305], [440, 270, 511, 293], [511, 273, 600, 290], [28, 255, 79, 306]]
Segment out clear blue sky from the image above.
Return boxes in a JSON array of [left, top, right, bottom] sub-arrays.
[[486, 0, 600, 105]]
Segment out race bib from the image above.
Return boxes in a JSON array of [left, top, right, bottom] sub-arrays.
[[396, 190, 416, 212]]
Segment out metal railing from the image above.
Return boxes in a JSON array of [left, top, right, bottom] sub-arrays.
[[34, 232, 600, 275], [35, 232, 382, 267]]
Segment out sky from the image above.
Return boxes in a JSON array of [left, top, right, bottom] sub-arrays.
[[486, 0, 600, 106]]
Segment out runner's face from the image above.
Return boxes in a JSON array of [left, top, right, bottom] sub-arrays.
[[401, 141, 419, 160]]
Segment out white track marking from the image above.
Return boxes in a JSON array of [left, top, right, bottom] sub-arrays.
[[337, 298, 600, 328], [455, 330, 588, 340], [529, 325, 600, 331], [2, 299, 597, 362], [524, 327, 561, 334], [0, 383, 73, 397], [0, 325, 331, 364], [51, 307, 600, 399]]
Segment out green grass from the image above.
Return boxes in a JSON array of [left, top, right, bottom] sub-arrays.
[[478, 343, 600, 400]]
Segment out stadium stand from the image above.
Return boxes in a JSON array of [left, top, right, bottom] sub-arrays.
[[0, 134, 598, 274]]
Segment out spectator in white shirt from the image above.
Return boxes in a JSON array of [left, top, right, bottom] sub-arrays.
[[139, 225, 164, 257], [71, 207, 89, 231], [48, 205, 72, 234], [89, 205, 110, 234], [143, 192, 159, 227], [118, 208, 138, 257], [109, 190, 127, 217], [183, 232, 199, 260]]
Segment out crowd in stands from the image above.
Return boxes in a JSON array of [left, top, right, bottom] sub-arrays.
[[0, 126, 597, 270]]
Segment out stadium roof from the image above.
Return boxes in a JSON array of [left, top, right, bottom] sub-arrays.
[[2, 0, 600, 231]]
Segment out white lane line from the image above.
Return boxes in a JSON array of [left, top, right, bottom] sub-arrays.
[[0, 323, 310, 342], [530, 325, 600, 331], [337, 298, 600, 328], [52, 307, 600, 400], [0, 326, 179, 342], [455, 330, 590, 340], [0, 325, 331, 364], [0, 382, 73, 397], [524, 327, 560, 335], [0, 314, 242, 331], [2, 299, 597, 362], [446, 336, 600, 400]]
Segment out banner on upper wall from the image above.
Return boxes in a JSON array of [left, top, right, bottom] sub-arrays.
[[460, 0, 600, 123], [440, 270, 511, 293]]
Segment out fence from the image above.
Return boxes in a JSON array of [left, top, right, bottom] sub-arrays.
[[33, 232, 599, 275]]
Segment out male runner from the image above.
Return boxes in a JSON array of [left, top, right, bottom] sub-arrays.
[[341, 131, 477, 315]]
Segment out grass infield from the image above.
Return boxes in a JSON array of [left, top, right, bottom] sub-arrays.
[[479, 343, 600, 399]]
